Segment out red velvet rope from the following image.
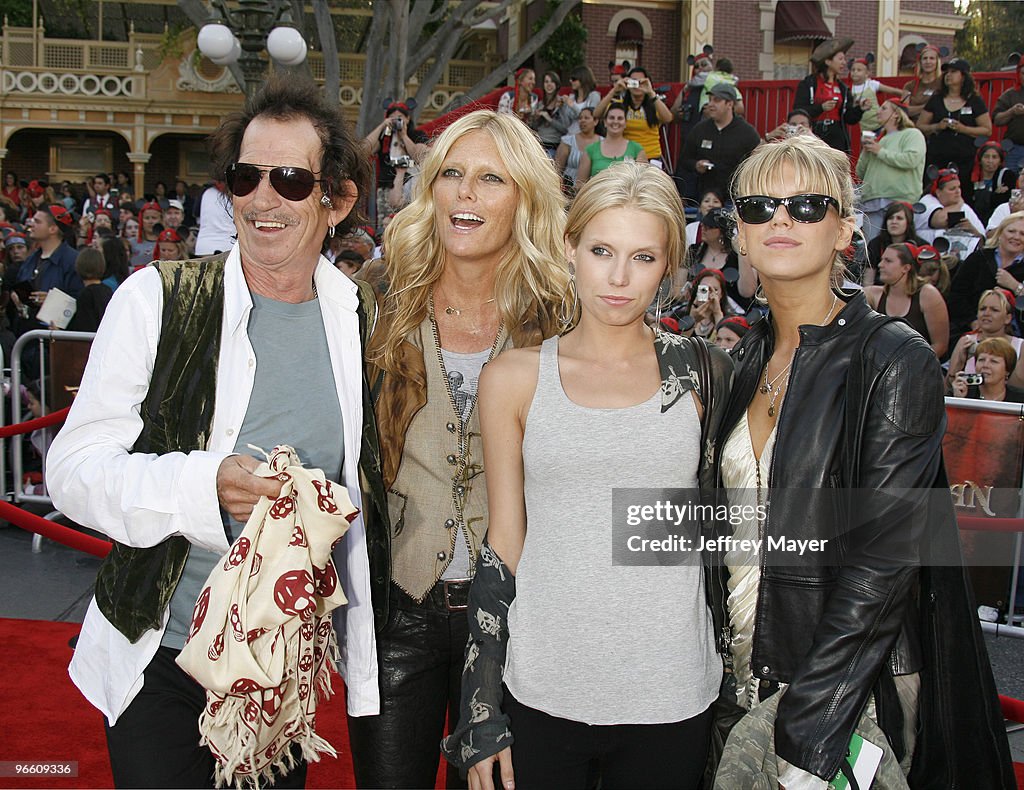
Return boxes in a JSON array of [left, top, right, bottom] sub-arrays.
[[0, 499, 111, 557], [0, 407, 71, 438]]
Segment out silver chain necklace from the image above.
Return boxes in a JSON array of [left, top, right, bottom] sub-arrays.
[[759, 292, 838, 417]]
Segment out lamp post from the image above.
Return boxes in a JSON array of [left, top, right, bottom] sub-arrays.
[[196, 0, 308, 98]]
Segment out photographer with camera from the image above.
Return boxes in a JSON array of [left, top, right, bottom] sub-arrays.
[[949, 336, 1024, 402], [947, 288, 1024, 388], [363, 100, 428, 228], [594, 66, 673, 168]]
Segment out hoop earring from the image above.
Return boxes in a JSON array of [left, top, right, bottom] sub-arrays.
[[738, 243, 747, 256], [558, 274, 579, 329], [328, 225, 336, 239], [754, 282, 767, 305]]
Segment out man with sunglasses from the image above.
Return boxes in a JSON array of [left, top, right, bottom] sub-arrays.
[[47, 77, 381, 788]]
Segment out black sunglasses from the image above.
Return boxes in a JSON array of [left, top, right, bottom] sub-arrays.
[[226, 163, 323, 202], [734, 194, 839, 224]]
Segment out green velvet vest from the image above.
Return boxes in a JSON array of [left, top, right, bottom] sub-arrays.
[[92, 257, 390, 644], [94, 255, 228, 643]]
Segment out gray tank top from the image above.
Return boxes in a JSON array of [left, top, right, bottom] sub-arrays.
[[504, 335, 719, 724]]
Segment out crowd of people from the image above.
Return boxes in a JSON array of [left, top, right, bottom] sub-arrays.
[[19, 37, 1024, 790]]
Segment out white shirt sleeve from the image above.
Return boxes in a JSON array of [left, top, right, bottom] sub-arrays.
[[46, 267, 231, 554]]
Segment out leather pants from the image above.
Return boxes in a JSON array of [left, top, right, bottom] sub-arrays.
[[347, 582, 470, 789]]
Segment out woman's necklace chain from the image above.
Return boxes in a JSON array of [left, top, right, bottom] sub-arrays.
[[759, 293, 839, 417], [442, 297, 496, 316], [428, 292, 503, 425]]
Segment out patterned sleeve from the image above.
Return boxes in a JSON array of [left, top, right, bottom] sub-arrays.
[[440, 538, 516, 772]]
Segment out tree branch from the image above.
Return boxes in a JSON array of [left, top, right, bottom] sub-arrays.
[[357, 1, 392, 136], [404, 0, 479, 78], [312, 0, 339, 105], [440, 0, 580, 113]]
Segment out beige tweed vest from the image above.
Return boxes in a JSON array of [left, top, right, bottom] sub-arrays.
[[389, 316, 510, 602]]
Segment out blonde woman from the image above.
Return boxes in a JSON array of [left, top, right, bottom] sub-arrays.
[[443, 161, 732, 790], [352, 109, 568, 789], [708, 134, 1011, 788]]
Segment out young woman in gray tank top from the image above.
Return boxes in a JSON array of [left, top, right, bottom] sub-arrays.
[[441, 163, 734, 789]]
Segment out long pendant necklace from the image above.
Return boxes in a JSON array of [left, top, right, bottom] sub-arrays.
[[759, 292, 839, 417], [428, 292, 504, 528]]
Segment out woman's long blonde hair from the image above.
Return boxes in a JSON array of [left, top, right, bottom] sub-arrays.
[[374, 110, 568, 372]]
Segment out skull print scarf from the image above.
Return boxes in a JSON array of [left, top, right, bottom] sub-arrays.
[[176, 445, 358, 788]]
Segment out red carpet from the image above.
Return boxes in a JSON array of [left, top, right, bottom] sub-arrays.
[[0, 618, 444, 789]]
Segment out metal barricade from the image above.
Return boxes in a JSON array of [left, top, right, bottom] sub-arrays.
[[9, 330, 96, 552], [946, 396, 1024, 636]]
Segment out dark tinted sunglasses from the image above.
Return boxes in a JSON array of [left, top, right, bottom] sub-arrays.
[[226, 163, 322, 202], [734, 194, 839, 224]]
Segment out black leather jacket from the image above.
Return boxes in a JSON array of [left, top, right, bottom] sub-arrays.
[[708, 292, 943, 780]]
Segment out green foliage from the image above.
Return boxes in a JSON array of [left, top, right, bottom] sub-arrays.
[[0, 0, 32, 27], [533, 0, 587, 79], [954, 0, 1024, 72], [158, 24, 190, 62]]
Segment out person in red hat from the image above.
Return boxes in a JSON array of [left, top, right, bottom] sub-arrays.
[[152, 227, 187, 262], [847, 56, 902, 131], [129, 200, 163, 268], [16, 204, 82, 328], [913, 167, 984, 251], [864, 242, 948, 357], [970, 141, 1015, 225]]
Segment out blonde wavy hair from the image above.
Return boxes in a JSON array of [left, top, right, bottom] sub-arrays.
[[731, 135, 858, 280], [566, 161, 686, 282], [985, 211, 1024, 250], [374, 110, 568, 372]]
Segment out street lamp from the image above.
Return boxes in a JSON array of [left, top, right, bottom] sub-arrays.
[[196, 0, 308, 98]]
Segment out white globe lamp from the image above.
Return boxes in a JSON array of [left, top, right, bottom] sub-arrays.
[[267, 26, 307, 66], [197, 23, 235, 61]]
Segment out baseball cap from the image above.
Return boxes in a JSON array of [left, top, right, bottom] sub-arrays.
[[941, 58, 970, 74], [26, 180, 46, 198], [708, 83, 740, 102], [166, 199, 185, 212]]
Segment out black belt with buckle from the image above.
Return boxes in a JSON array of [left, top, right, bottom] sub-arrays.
[[441, 578, 471, 611]]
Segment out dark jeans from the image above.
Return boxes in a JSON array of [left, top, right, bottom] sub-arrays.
[[347, 582, 470, 789], [504, 691, 712, 790], [104, 646, 307, 789]]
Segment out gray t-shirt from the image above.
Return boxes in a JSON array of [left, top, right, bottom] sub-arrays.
[[163, 292, 344, 649]]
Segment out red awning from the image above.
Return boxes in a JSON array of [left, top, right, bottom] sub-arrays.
[[774, 0, 831, 43], [615, 19, 644, 45]]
